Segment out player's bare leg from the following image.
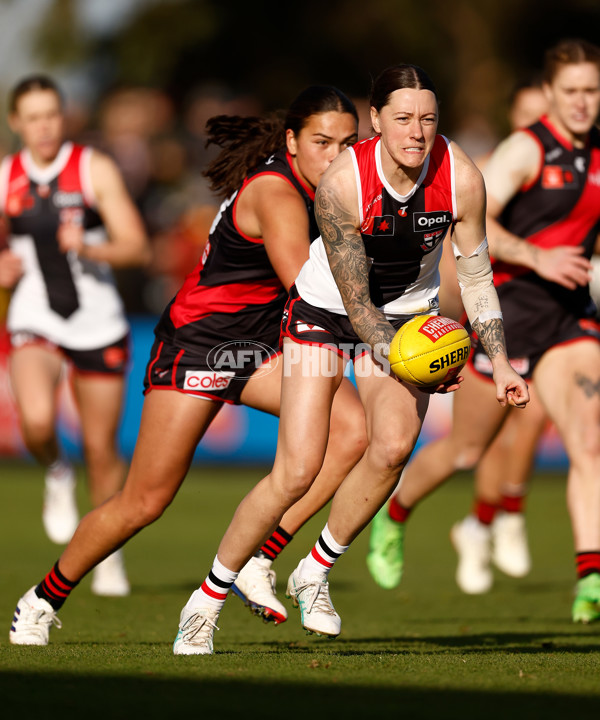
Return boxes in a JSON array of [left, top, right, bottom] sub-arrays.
[[58, 390, 222, 581], [73, 371, 129, 595], [10, 344, 77, 544], [10, 344, 63, 466], [534, 341, 600, 622], [398, 365, 507, 508], [327, 354, 429, 544], [476, 387, 546, 579], [286, 354, 428, 636], [216, 342, 345, 572], [232, 355, 366, 623], [176, 341, 347, 647], [367, 364, 509, 592]]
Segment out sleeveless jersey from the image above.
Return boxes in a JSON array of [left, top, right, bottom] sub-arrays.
[[491, 117, 600, 316], [0, 142, 128, 349], [295, 134, 457, 317], [154, 148, 318, 353]]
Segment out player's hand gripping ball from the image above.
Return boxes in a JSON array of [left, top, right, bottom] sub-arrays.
[[389, 315, 471, 387]]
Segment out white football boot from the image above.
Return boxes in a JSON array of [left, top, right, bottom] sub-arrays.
[[286, 561, 341, 637], [232, 556, 288, 624], [450, 515, 493, 594], [173, 605, 220, 655], [91, 550, 131, 597], [43, 461, 78, 544], [491, 512, 531, 578], [10, 586, 62, 646]]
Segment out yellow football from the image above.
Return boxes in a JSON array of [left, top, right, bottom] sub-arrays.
[[388, 315, 471, 387]]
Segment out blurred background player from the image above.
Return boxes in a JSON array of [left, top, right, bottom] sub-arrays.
[[369, 77, 550, 594], [368, 39, 600, 621], [9, 85, 368, 646], [0, 75, 150, 595], [172, 63, 528, 655]]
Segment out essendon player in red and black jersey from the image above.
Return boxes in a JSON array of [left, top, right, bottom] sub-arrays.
[[381, 40, 600, 621], [153, 146, 318, 359], [10, 87, 369, 648]]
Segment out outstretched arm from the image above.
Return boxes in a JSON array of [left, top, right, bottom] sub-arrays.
[[484, 131, 591, 289], [451, 142, 529, 408]]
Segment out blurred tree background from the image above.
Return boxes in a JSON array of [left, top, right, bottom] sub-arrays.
[[24, 0, 600, 141], [0, 0, 598, 314]]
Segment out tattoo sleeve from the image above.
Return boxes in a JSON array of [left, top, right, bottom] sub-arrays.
[[316, 183, 395, 354], [471, 316, 508, 361]]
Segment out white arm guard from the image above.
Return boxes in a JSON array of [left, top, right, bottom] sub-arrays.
[[452, 238, 503, 325]]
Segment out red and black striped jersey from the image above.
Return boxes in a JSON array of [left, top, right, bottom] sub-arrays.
[[154, 148, 317, 352], [493, 118, 600, 286], [490, 117, 600, 318], [296, 134, 457, 317], [0, 142, 128, 349]]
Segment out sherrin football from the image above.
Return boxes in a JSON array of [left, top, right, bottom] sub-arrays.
[[388, 315, 471, 387]]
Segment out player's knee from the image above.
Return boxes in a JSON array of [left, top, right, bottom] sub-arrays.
[[329, 412, 368, 464], [82, 438, 120, 475], [453, 444, 487, 471], [270, 462, 320, 506], [21, 414, 54, 448], [117, 485, 172, 530], [369, 434, 416, 474]]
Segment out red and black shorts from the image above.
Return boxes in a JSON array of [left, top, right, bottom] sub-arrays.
[[10, 331, 130, 375], [281, 284, 409, 361], [469, 276, 600, 381], [144, 333, 281, 404]]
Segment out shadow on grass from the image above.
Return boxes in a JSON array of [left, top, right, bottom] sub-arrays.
[[2, 671, 599, 719]]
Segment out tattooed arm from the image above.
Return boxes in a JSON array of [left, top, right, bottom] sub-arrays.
[[315, 152, 395, 354], [451, 143, 529, 407], [484, 131, 592, 290]]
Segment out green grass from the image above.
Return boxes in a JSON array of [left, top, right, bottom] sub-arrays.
[[2, 460, 599, 719]]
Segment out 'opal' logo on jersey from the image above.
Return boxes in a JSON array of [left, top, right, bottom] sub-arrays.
[[206, 340, 278, 378], [413, 211, 452, 233], [53, 191, 83, 208], [184, 370, 235, 391]]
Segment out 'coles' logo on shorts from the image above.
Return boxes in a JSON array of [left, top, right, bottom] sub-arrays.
[[184, 371, 234, 391]]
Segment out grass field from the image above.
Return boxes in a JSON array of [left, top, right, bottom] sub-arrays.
[[2, 460, 600, 719]]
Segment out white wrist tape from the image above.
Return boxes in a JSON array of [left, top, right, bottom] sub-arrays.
[[452, 238, 503, 325]]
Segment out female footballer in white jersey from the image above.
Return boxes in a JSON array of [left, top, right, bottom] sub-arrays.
[[0, 75, 150, 594], [175, 64, 528, 654]]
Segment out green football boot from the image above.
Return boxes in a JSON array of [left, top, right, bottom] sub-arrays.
[[572, 573, 600, 624], [366, 505, 405, 589]]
